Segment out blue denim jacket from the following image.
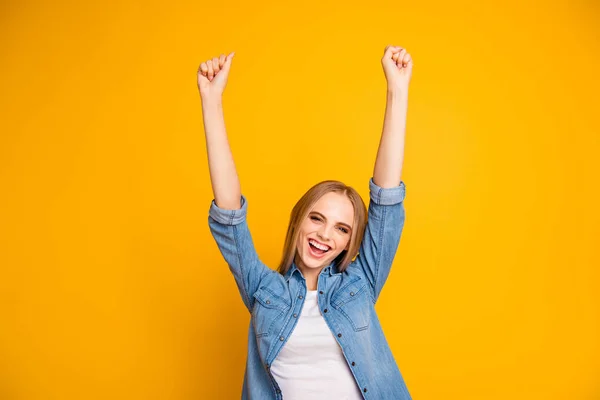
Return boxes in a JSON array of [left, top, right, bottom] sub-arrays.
[[208, 178, 412, 399]]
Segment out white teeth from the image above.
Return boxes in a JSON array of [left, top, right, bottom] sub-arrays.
[[309, 239, 330, 251]]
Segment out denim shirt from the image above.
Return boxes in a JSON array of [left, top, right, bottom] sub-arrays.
[[208, 178, 412, 400]]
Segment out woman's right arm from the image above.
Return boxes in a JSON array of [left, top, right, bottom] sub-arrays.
[[199, 53, 273, 312], [199, 53, 241, 209], [201, 95, 241, 209]]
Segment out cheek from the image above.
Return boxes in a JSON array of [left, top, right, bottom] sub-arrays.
[[295, 235, 304, 251], [298, 221, 313, 234], [295, 228, 308, 250], [335, 236, 352, 253]]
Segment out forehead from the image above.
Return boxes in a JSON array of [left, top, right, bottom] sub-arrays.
[[310, 192, 354, 226]]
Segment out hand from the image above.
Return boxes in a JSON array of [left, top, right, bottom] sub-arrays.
[[198, 52, 235, 99], [381, 45, 413, 93]]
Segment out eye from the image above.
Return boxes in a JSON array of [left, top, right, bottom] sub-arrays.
[[310, 216, 321, 222], [337, 226, 349, 234]]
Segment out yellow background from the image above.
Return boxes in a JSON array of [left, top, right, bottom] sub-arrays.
[[1, 0, 599, 399]]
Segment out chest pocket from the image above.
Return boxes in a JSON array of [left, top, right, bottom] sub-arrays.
[[331, 278, 371, 332], [252, 287, 291, 338]]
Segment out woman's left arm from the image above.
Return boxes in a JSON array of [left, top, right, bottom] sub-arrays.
[[352, 45, 413, 302], [373, 45, 412, 187]]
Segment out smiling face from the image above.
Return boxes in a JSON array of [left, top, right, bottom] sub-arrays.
[[294, 191, 355, 272]]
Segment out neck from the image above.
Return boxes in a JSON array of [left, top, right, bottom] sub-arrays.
[[294, 256, 326, 290]]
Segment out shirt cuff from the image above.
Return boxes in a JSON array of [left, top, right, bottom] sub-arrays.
[[369, 178, 406, 205], [208, 195, 248, 225]]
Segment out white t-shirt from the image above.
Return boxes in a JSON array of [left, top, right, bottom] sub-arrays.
[[270, 290, 363, 399]]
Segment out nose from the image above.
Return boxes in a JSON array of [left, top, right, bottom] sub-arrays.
[[317, 225, 331, 241]]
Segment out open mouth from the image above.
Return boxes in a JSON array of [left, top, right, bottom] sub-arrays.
[[308, 238, 331, 257]]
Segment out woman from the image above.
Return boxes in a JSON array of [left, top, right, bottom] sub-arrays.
[[198, 45, 413, 400]]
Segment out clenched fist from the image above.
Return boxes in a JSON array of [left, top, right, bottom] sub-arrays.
[[381, 45, 413, 93], [197, 52, 235, 99]]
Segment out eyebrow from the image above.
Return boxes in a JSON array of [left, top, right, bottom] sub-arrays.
[[309, 211, 353, 230]]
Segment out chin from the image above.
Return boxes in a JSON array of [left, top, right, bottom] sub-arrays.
[[303, 256, 329, 269]]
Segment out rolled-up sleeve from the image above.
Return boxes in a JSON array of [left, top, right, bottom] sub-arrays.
[[209, 195, 249, 225], [368, 178, 406, 205], [208, 195, 272, 312]]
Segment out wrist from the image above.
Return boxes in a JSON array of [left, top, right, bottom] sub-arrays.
[[386, 87, 409, 98], [386, 88, 409, 106], [200, 92, 223, 105]]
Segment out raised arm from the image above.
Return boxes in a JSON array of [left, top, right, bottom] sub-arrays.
[[352, 45, 413, 302], [198, 52, 241, 209], [198, 53, 272, 312], [373, 45, 412, 187]]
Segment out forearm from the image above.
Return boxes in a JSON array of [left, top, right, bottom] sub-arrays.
[[201, 95, 241, 209], [373, 89, 408, 188]]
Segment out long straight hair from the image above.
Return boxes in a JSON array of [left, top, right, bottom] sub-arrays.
[[277, 180, 367, 275]]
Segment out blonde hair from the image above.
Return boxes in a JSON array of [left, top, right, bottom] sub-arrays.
[[277, 180, 367, 275]]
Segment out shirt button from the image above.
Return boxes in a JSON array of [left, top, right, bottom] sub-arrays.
[[276, 389, 281, 393], [323, 309, 328, 313], [363, 387, 367, 393], [280, 336, 285, 341], [351, 361, 356, 366], [293, 313, 298, 318], [266, 300, 271, 304], [319, 290, 324, 294], [350, 292, 355, 296], [298, 295, 303, 299], [337, 333, 342, 338]]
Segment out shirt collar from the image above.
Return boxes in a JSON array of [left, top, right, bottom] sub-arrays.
[[284, 260, 341, 282], [283, 263, 299, 282]]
